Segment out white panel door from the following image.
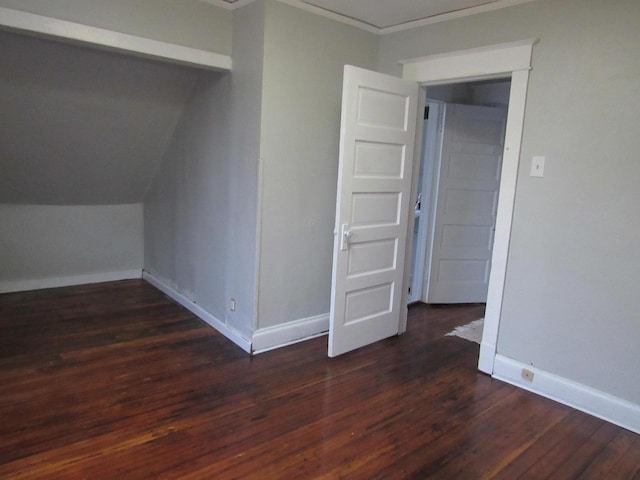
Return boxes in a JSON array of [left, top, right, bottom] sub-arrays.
[[428, 103, 507, 303], [329, 65, 419, 357]]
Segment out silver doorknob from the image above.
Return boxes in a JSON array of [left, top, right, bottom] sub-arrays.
[[341, 224, 353, 251]]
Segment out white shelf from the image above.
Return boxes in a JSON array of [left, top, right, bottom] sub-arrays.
[[0, 7, 232, 71]]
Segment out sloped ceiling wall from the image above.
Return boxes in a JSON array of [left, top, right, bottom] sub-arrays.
[[0, 30, 204, 205]]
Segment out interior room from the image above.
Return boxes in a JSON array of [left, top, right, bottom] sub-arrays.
[[1, 0, 638, 477]]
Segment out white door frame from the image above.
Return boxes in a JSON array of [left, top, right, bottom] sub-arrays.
[[409, 100, 445, 304], [398, 39, 537, 374]]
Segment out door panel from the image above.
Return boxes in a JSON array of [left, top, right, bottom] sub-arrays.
[[329, 65, 418, 357], [428, 103, 506, 304], [354, 142, 405, 178]]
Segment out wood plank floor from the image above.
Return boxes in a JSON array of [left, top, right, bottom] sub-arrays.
[[0, 280, 638, 479]]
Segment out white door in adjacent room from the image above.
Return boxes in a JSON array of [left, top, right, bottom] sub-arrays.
[[427, 103, 507, 303]]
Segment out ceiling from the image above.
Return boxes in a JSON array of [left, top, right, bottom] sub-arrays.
[[301, 0, 509, 29], [208, 0, 537, 33]]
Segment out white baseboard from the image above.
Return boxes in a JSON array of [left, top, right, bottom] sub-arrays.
[[493, 354, 640, 434], [142, 271, 251, 353], [0, 269, 142, 294], [252, 313, 329, 354]]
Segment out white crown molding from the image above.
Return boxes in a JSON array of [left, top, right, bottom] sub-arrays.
[[275, 0, 379, 34], [198, 0, 256, 10], [199, 0, 540, 35], [379, 0, 541, 34], [0, 7, 232, 71], [197, 0, 234, 9]]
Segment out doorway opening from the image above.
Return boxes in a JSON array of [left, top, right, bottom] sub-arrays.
[[409, 78, 511, 309], [330, 40, 535, 365], [408, 77, 511, 354]]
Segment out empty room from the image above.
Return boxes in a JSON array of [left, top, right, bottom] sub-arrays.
[[1, 0, 639, 477]]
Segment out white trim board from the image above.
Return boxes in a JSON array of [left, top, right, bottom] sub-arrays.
[[378, 0, 539, 34], [252, 313, 329, 354], [401, 40, 535, 375], [199, 0, 540, 35], [0, 7, 232, 71], [0, 269, 142, 294], [198, 0, 255, 10], [493, 355, 640, 435], [275, 0, 378, 34], [401, 39, 536, 84], [142, 271, 251, 353]]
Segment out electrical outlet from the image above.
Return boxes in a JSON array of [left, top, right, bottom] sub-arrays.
[[229, 298, 236, 312], [521, 368, 534, 382]]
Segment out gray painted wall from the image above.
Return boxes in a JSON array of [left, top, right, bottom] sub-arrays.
[[143, 0, 378, 338], [0, 204, 142, 286], [143, 1, 267, 340], [0, 0, 219, 289], [0, 0, 232, 54], [223, 0, 266, 336], [144, 72, 231, 324], [0, 30, 199, 205], [256, 0, 378, 328], [378, 0, 640, 403], [0, 28, 201, 290]]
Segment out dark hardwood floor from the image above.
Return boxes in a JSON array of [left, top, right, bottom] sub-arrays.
[[0, 280, 638, 479]]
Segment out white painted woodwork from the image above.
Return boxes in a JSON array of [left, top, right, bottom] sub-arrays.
[[199, 0, 256, 9], [378, 0, 540, 34], [252, 312, 329, 354], [401, 39, 536, 85], [493, 354, 640, 435], [329, 65, 418, 357], [0, 7, 232, 71], [408, 100, 444, 303], [428, 104, 506, 303], [400, 40, 535, 373], [478, 68, 530, 373], [201, 0, 541, 35], [0, 270, 142, 295]]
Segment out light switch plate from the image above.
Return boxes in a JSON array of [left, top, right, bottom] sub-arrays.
[[531, 156, 545, 177]]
